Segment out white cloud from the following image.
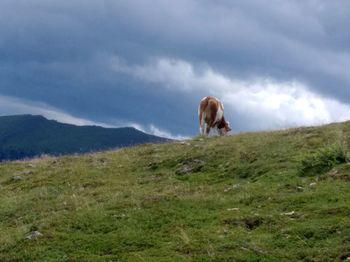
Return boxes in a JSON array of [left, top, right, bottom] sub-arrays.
[[112, 57, 350, 130], [112, 56, 232, 93], [223, 82, 349, 129], [148, 124, 189, 140], [0, 95, 113, 127], [127, 121, 188, 140]]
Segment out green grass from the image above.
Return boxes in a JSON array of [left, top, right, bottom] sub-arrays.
[[1, 122, 350, 261]]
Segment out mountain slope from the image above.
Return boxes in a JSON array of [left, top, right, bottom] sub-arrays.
[[0, 115, 169, 161], [1, 121, 350, 261]]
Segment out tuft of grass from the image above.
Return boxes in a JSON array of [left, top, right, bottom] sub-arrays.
[[299, 144, 348, 176]]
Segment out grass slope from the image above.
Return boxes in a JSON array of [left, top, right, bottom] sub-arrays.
[[1, 122, 350, 261]]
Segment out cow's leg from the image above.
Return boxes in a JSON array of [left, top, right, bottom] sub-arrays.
[[200, 126, 204, 135], [205, 125, 211, 136], [198, 99, 208, 135], [199, 114, 206, 135], [206, 120, 216, 136], [217, 128, 223, 136]]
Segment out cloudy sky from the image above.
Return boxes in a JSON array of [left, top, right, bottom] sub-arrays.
[[1, 0, 350, 138]]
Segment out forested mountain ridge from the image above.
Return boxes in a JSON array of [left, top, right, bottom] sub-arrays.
[[0, 115, 169, 161]]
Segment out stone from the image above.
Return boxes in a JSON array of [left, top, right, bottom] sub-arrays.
[[20, 170, 34, 175], [281, 211, 295, 216], [25, 231, 43, 240], [227, 208, 240, 211], [11, 176, 23, 181], [175, 159, 204, 175]]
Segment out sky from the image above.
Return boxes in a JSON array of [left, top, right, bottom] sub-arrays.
[[1, 0, 350, 139]]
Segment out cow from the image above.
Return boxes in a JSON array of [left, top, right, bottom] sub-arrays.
[[198, 96, 231, 136]]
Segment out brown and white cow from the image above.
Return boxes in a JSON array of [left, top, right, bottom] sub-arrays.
[[198, 96, 231, 136]]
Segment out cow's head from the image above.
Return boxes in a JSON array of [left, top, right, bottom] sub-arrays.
[[218, 120, 231, 136]]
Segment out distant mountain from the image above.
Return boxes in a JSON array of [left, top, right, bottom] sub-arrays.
[[0, 115, 170, 161]]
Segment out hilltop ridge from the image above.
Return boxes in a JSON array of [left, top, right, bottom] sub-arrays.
[[0, 114, 169, 161]]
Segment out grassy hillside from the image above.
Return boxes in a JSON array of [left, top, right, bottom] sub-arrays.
[[1, 122, 350, 261], [0, 115, 168, 161]]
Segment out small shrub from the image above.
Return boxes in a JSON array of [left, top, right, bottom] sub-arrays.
[[299, 145, 348, 176], [175, 158, 204, 176], [229, 151, 261, 179]]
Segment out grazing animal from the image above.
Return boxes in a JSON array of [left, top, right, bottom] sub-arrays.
[[198, 96, 231, 136]]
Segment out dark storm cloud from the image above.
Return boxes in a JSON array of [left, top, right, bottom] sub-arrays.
[[0, 0, 350, 136]]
